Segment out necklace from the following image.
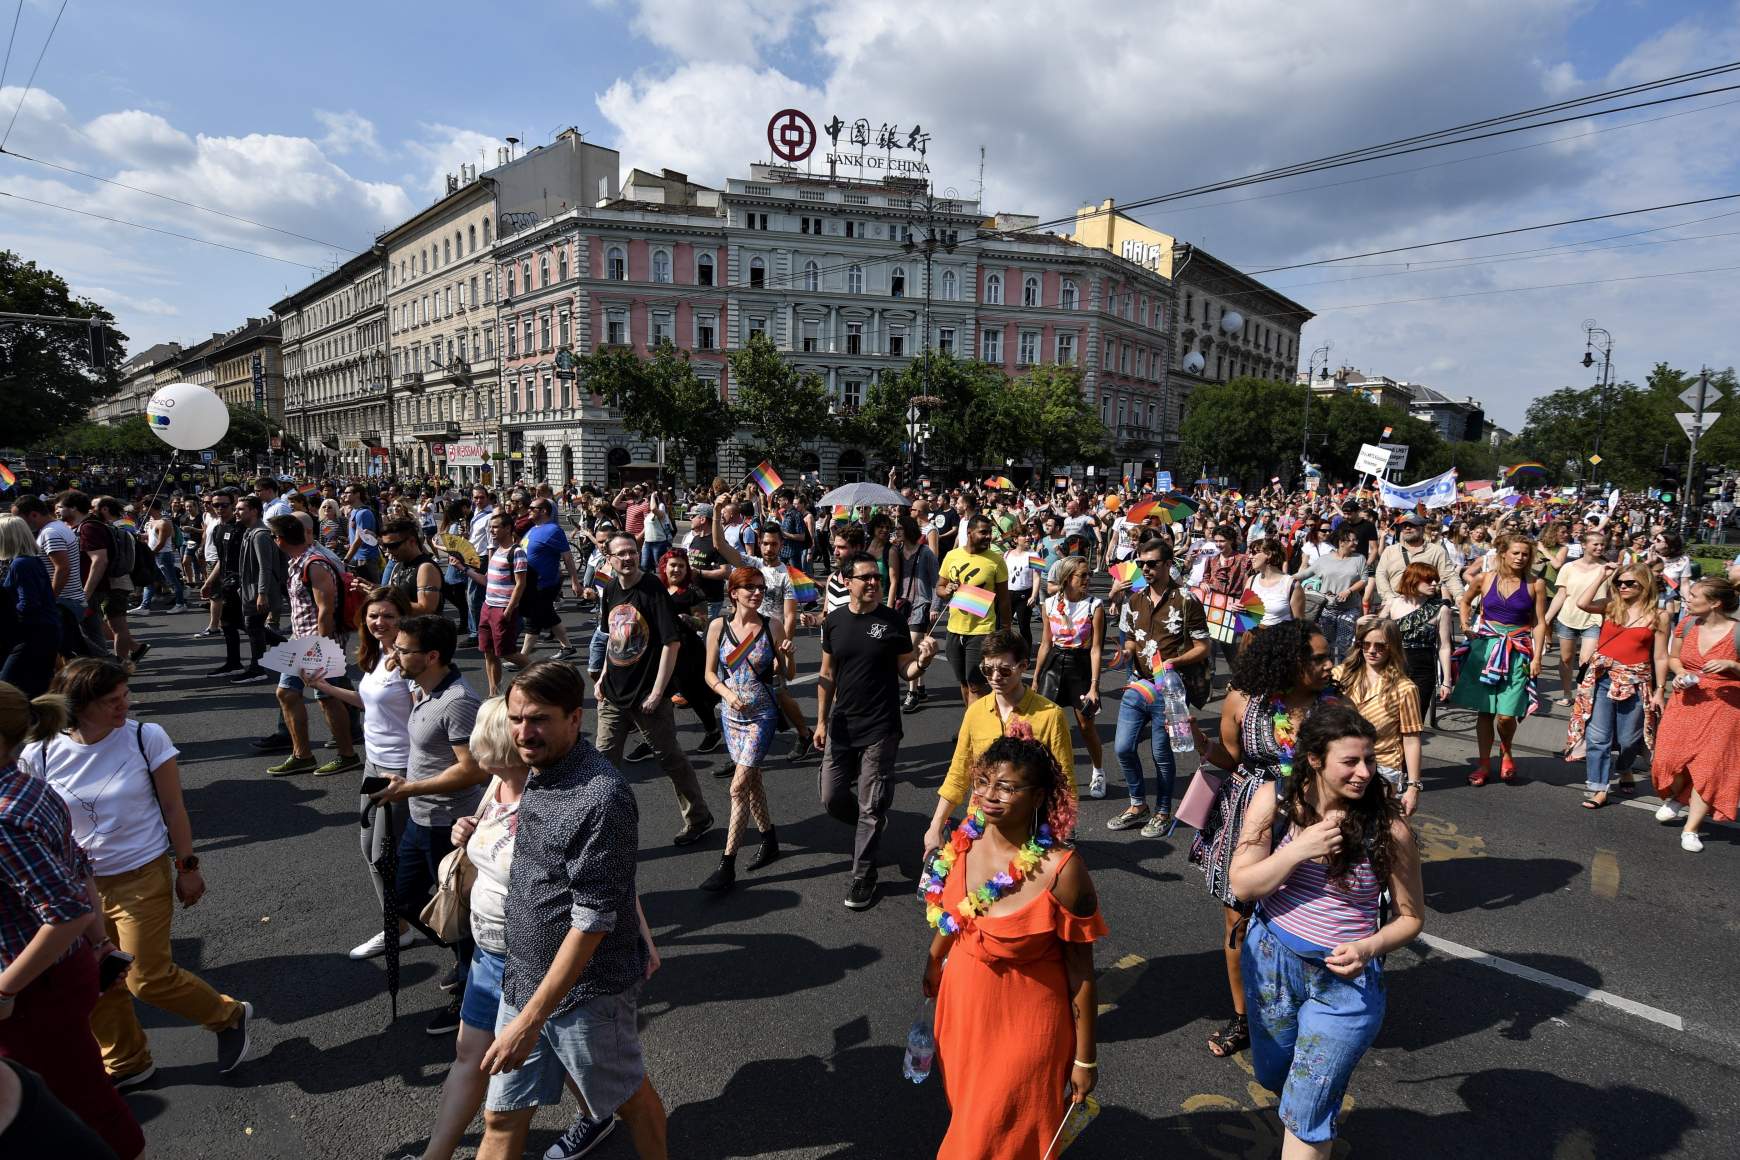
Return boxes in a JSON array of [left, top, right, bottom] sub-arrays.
[[922, 810, 1053, 935], [1270, 689, 1334, 778]]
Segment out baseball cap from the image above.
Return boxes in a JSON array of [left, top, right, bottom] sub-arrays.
[[1396, 513, 1425, 526], [687, 502, 714, 518]]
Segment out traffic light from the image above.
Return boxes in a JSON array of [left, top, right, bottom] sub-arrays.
[[1695, 463, 1722, 502], [1657, 463, 1683, 503]]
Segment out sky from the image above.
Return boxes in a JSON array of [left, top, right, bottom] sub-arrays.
[[3, 0, 1739, 431]]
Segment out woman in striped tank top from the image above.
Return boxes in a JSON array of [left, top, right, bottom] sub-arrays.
[[1228, 705, 1424, 1157]]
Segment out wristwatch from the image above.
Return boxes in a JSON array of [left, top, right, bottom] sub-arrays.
[[1405, 781, 1425, 791], [174, 855, 201, 873]]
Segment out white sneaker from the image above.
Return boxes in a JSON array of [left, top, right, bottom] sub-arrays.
[[167, 603, 189, 614], [1655, 802, 1684, 823], [1681, 831, 1704, 853], [127, 605, 154, 616], [1088, 767, 1108, 799], [349, 929, 415, 959]]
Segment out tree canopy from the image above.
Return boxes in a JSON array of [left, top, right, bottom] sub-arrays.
[[1, 251, 127, 445], [728, 334, 836, 467], [578, 340, 733, 470]]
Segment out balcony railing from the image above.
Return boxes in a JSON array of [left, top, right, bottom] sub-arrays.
[[410, 420, 462, 438], [399, 371, 424, 389]]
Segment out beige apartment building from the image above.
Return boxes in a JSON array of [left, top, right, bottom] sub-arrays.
[[276, 249, 389, 478]]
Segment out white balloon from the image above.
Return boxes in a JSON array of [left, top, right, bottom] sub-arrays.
[[145, 382, 230, 451], [1182, 350, 1206, 374], [1219, 310, 1244, 335]]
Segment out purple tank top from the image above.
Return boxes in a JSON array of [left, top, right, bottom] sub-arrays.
[[1481, 576, 1534, 626]]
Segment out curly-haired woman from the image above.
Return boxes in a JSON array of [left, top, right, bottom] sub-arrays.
[[921, 728, 1105, 1160], [1228, 703, 1424, 1159], [1189, 619, 1338, 1059]]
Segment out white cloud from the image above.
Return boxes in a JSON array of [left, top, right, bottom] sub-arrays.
[[597, 62, 820, 182], [83, 110, 196, 169], [625, 0, 811, 66], [402, 123, 506, 201], [314, 109, 384, 158]]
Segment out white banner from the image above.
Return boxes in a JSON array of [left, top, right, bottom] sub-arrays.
[[447, 442, 489, 466], [1379, 467, 1458, 510]]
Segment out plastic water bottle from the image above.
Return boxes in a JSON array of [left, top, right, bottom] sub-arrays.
[[1675, 673, 1701, 692], [902, 1001, 936, 1084], [1159, 662, 1196, 753]]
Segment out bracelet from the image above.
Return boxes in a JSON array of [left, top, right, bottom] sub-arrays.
[[1072, 1059, 1098, 1069], [1405, 780, 1425, 790]]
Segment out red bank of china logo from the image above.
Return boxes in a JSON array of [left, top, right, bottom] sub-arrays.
[[767, 109, 816, 163]]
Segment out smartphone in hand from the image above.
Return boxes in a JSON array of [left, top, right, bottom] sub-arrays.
[[98, 949, 135, 992]]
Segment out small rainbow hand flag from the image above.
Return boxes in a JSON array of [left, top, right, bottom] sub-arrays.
[[787, 564, 819, 603], [112, 518, 138, 534], [985, 475, 1015, 490], [1109, 561, 1148, 592], [0, 461, 16, 490], [749, 460, 783, 496], [949, 584, 995, 619], [833, 505, 851, 522], [1027, 555, 1048, 578], [298, 481, 321, 498]]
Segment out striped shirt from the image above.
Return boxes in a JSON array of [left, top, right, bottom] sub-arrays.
[[35, 519, 83, 606], [1044, 594, 1100, 648], [485, 545, 527, 608], [1263, 830, 1380, 952]]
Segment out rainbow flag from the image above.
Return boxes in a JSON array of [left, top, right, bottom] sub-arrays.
[[298, 481, 321, 498], [1026, 554, 1048, 579], [749, 460, 783, 496], [787, 565, 819, 603], [949, 584, 995, 619], [724, 627, 760, 669], [1505, 461, 1546, 479], [1109, 561, 1148, 592], [112, 518, 138, 534], [1128, 679, 1157, 703], [984, 475, 1015, 490], [833, 505, 852, 522], [0, 461, 15, 490]]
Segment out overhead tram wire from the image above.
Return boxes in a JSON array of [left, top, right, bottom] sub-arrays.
[[0, 1, 23, 94], [0, 0, 66, 150], [0, 189, 324, 270]]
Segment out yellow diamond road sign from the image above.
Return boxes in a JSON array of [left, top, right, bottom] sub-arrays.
[[1589, 454, 1602, 465]]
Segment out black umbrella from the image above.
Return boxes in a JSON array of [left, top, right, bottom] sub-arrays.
[[365, 801, 448, 1021]]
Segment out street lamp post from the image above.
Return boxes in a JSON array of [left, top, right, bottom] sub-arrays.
[[373, 347, 392, 484], [1581, 320, 1613, 486], [1301, 342, 1332, 475], [903, 189, 957, 484]]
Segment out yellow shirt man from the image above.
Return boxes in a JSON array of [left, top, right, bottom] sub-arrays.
[[938, 545, 1008, 636]]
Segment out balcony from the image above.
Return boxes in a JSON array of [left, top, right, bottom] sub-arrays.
[[411, 420, 462, 439], [399, 371, 424, 389]]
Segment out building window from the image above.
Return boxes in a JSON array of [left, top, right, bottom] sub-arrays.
[[842, 380, 863, 409], [607, 247, 626, 280], [845, 322, 862, 355], [1120, 344, 1131, 373], [1018, 330, 1038, 365], [697, 316, 716, 350], [847, 264, 863, 294], [982, 328, 1002, 363], [1100, 393, 1111, 424], [443, 240, 451, 265], [749, 257, 766, 289], [558, 248, 569, 281], [938, 326, 956, 356], [889, 326, 906, 357], [748, 316, 767, 341], [445, 287, 454, 316], [1023, 275, 1039, 307], [505, 267, 516, 298], [561, 378, 572, 410], [891, 267, 906, 298], [802, 320, 819, 352], [804, 261, 819, 292], [540, 315, 552, 351], [697, 253, 714, 286], [985, 273, 1002, 305], [1103, 342, 1113, 370], [941, 269, 957, 300], [844, 220, 857, 238], [522, 261, 532, 291], [651, 313, 672, 346], [745, 212, 768, 230], [1056, 333, 1076, 365], [469, 275, 478, 307], [1061, 279, 1078, 309], [559, 311, 571, 347], [468, 225, 476, 253], [482, 218, 492, 245], [652, 250, 671, 283], [539, 255, 549, 286], [484, 271, 493, 302], [607, 310, 628, 346]]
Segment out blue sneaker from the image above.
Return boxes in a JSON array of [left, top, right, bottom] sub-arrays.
[[544, 1113, 617, 1159]]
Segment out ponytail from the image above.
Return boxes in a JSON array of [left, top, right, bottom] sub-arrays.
[[0, 683, 68, 754]]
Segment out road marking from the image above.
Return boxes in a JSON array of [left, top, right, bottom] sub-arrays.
[[1414, 932, 1683, 1031], [1590, 848, 1620, 898]]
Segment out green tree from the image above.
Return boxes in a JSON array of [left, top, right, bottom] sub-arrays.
[[849, 353, 1009, 473], [727, 333, 835, 469], [1, 251, 128, 445], [1011, 364, 1109, 474], [579, 341, 732, 473]]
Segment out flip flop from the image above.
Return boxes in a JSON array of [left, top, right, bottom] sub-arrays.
[[1582, 793, 1608, 809]]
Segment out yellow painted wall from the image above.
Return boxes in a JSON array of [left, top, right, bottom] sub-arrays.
[[1073, 199, 1176, 278]]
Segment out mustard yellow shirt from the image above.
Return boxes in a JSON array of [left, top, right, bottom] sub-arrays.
[[938, 688, 1076, 806]]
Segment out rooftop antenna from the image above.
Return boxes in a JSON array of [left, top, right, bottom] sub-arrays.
[[506, 136, 519, 161], [976, 146, 985, 205]]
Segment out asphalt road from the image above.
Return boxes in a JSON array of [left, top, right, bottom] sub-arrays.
[[108, 603, 1739, 1159]]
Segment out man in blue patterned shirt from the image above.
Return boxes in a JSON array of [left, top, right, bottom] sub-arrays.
[[477, 661, 668, 1159]]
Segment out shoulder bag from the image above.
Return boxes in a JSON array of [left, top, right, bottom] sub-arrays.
[[421, 785, 492, 944]]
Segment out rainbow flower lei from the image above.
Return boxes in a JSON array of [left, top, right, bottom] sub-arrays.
[[1271, 690, 1334, 778], [922, 810, 1054, 935]]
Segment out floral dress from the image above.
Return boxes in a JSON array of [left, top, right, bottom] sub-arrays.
[[718, 616, 777, 766]]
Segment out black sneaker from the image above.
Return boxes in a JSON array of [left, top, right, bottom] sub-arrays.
[[216, 1001, 253, 1073], [625, 740, 654, 763], [111, 1062, 157, 1090], [228, 667, 272, 685], [425, 993, 463, 1036], [205, 664, 245, 678], [696, 730, 724, 755], [130, 642, 152, 663], [438, 960, 467, 993], [785, 737, 812, 763], [673, 816, 714, 847], [543, 1112, 618, 1160], [844, 872, 878, 911], [901, 690, 921, 714], [251, 732, 292, 753]]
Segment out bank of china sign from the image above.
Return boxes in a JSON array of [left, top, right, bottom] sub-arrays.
[[767, 110, 932, 176]]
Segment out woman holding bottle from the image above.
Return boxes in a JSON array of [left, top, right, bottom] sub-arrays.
[[1563, 562, 1666, 808], [1650, 577, 1740, 851]]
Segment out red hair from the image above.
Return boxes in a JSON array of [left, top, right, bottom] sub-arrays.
[[727, 565, 764, 594]]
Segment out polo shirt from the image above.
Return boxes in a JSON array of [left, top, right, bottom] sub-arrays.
[[406, 667, 482, 827]]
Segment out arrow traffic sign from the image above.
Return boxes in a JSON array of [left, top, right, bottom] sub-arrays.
[[1677, 410, 1720, 438]]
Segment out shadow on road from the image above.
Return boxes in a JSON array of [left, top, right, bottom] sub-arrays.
[[1422, 854, 1582, 913], [179, 775, 353, 854]]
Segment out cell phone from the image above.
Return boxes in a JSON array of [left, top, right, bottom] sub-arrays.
[[359, 775, 391, 796], [99, 949, 134, 992]]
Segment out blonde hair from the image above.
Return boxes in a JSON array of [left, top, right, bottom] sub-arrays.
[[0, 515, 40, 560], [1055, 556, 1090, 589], [1603, 563, 1658, 621], [0, 682, 68, 756], [468, 696, 526, 775]]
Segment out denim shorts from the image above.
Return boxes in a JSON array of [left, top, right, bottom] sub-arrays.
[[485, 983, 645, 1117], [1554, 622, 1601, 644], [277, 669, 353, 701], [460, 946, 506, 1032]]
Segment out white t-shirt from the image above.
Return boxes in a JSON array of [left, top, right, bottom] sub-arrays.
[[34, 721, 177, 877], [359, 657, 415, 769], [466, 777, 520, 954]]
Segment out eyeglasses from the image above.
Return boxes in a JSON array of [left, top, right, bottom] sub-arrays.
[[849, 573, 881, 583], [388, 644, 428, 656], [979, 661, 1023, 677], [1137, 558, 1166, 570], [381, 539, 407, 550], [1613, 580, 1640, 589], [972, 779, 1035, 800], [737, 584, 766, 593]]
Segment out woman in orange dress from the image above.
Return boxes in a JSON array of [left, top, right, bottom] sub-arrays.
[[1651, 576, 1740, 852], [921, 729, 1105, 1160]]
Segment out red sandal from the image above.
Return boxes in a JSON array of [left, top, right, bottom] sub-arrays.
[[1468, 762, 1490, 787], [1499, 758, 1518, 782]]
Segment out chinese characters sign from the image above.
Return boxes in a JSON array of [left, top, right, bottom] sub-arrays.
[[765, 110, 932, 175]]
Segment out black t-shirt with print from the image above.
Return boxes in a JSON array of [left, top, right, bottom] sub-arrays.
[[685, 538, 727, 602], [822, 604, 913, 748], [599, 571, 680, 707]]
